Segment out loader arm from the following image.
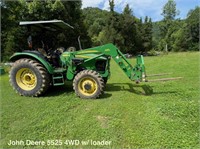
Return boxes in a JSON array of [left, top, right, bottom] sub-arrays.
[[75, 43, 146, 82]]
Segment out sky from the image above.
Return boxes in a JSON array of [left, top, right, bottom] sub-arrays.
[[82, 0, 199, 21]]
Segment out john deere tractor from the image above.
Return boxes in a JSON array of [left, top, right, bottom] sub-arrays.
[[9, 20, 146, 99]]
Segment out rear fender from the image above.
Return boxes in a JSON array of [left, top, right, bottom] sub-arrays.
[[10, 52, 54, 74]]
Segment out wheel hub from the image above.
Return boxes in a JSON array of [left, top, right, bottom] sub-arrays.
[[84, 83, 92, 91], [16, 68, 37, 90], [78, 78, 97, 96]]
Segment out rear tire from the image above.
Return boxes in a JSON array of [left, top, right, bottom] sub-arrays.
[[9, 58, 50, 96], [73, 70, 104, 99]]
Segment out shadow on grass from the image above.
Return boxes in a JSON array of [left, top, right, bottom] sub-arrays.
[[99, 92, 112, 99], [45, 85, 113, 99], [44, 82, 154, 97], [105, 83, 154, 96], [106, 83, 178, 96], [44, 83, 74, 97], [44, 83, 112, 99], [44, 82, 178, 98]]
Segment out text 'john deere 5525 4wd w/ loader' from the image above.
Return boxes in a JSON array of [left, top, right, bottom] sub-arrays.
[[9, 20, 181, 99]]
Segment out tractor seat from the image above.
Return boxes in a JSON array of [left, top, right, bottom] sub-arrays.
[[67, 47, 76, 52], [37, 48, 49, 58]]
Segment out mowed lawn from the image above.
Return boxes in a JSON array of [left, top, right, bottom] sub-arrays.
[[1, 52, 199, 148]]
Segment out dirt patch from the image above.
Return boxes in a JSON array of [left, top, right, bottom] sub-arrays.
[[96, 115, 109, 128]]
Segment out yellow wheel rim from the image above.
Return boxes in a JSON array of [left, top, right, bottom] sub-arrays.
[[78, 77, 98, 96], [16, 68, 37, 91]]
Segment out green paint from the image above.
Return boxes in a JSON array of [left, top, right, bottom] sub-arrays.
[[10, 43, 146, 85], [10, 52, 54, 74]]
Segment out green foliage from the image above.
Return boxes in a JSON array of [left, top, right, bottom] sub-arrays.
[[161, 0, 179, 21], [82, 0, 198, 54], [158, 0, 180, 51], [109, 0, 115, 12], [83, 3, 152, 55], [119, 4, 138, 54], [171, 26, 187, 51], [153, 1, 198, 52], [172, 6, 199, 51], [185, 6, 199, 50], [140, 16, 153, 53], [147, 49, 159, 56], [1, 0, 199, 62], [1, 52, 199, 148], [1, 0, 91, 61], [1, 1, 24, 61]]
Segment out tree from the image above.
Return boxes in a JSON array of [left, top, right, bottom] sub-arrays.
[[97, 0, 124, 48], [1, 1, 26, 61], [123, 4, 132, 15], [171, 22, 187, 51], [83, 7, 108, 46], [82, 3, 151, 54], [159, 0, 180, 51], [119, 4, 137, 54], [141, 16, 153, 53], [185, 6, 199, 50], [172, 6, 199, 51], [109, 0, 114, 12], [60, 1, 92, 49], [161, 0, 179, 21]]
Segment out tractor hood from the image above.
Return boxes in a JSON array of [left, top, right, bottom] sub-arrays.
[[74, 53, 107, 60], [61, 52, 108, 60]]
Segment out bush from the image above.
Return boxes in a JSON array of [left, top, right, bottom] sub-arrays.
[[147, 49, 161, 56]]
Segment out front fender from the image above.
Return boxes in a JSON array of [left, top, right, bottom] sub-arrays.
[[10, 52, 54, 74]]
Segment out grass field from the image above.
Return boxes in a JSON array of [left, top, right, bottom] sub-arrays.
[[1, 52, 200, 148]]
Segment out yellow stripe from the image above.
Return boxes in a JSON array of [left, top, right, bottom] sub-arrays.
[[62, 54, 69, 57], [76, 55, 92, 59], [78, 50, 99, 54]]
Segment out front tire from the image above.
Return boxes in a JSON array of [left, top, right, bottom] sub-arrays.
[[73, 70, 104, 99], [9, 58, 50, 96]]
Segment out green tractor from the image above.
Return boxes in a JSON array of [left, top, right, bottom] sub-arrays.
[[9, 20, 147, 99]]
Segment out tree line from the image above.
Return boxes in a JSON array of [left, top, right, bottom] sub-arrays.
[[1, 0, 199, 61], [83, 0, 199, 54]]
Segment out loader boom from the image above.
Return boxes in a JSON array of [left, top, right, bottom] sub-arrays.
[[74, 43, 146, 83]]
